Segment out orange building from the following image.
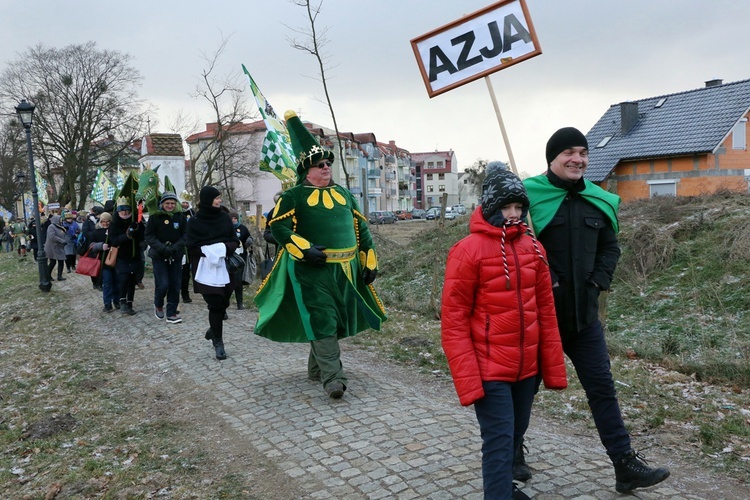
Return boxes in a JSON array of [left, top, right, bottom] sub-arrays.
[[585, 79, 750, 202]]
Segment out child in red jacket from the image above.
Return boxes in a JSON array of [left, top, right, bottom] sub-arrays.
[[441, 168, 567, 500]]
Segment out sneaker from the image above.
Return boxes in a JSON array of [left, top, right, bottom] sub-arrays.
[[326, 381, 345, 399], [102, 304, 114, 313], [154, 306, 165, 320], [614, 450, 670, 493], [166, 314, 182, 324], [513, 443, 532, 482]]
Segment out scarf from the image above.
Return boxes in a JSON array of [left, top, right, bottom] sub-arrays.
[[185, 205, 234, 248]]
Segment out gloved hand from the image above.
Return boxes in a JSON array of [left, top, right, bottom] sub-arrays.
[[303, 245, 327, 267], [363, 268, 377, 285]]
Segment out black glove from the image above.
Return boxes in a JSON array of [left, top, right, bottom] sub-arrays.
[[303, 245, 327, 267], [363, 268, 377, 285]]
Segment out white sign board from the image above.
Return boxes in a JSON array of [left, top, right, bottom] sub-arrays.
[[410, 0, 541, 98]]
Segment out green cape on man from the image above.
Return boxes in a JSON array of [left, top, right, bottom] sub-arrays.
[[524, 174, 621, 234]]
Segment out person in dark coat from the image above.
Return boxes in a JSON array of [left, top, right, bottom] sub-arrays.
[[229, 209, 251, 310], [186, 186, 238, 360], [145, 192, 187, 324], [523, 127, 669, 493], [88, 212, 121, 312], [109, 199, 146, 316]]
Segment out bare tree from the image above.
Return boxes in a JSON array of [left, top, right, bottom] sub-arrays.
[[0, 118, 26, 213], [464, 159, 509, 199], [186, 35, 261, 208], [0, 42, 150, 209], [286, 0, 350, 189]]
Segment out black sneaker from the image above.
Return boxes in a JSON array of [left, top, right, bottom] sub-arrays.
[[166, 314, 182, 324], [513, 443, 532, 482], [154, 306, 165, 320], [614, 450, 670, 493]]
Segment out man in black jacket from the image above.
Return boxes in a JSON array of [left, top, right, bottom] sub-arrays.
[[522, 127, 670, 493], [145, 192, 187, 324]]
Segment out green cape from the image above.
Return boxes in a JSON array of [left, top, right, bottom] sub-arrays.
[[524, 175, 620, 234]]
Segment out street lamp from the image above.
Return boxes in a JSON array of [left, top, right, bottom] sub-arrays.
[[16, 171, 27, 224], [15, 99, 51, 292]]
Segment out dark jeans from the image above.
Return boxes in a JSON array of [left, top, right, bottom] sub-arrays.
[[101, 266, 120, 306], [561, 320, 631, 461], [474, 378, 536, 499], [152, 258, 182, 316], [202, 291, 231, 340]]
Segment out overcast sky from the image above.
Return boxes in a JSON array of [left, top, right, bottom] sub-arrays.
[[2, 0, 750, 176]]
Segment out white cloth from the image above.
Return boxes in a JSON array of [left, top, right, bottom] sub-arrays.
[[195, 243, 230, 286]]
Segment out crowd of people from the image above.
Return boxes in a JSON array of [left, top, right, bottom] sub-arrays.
[[2, 123, 672, 499]]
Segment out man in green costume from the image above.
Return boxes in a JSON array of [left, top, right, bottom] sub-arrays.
[[254, 110, 386, 399]]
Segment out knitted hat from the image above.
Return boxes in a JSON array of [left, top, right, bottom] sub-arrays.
[[229, 209, 239, 219], [116, 196, 131, 212], [545, 127, 588, 165], [284, 110, 334, 177], [160, 191, 178, 205], [103, 200, 115, 213], [99, 212, 113, 222], [199, 186, 221, 209], [91, 206, 105, 215], [481, 167, 529, 225]]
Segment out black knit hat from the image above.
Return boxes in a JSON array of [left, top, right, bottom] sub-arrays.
[[91, 206, 105, 215], [545, 127, 588, 165], [481, 168, 529, 225], [199, 186, 221, 209]]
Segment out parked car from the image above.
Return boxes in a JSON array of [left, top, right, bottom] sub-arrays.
[[425, 207, 457, 221], [451, 204, 467, 215], [394, 209, 413, 220], [368, 210, 397, 224], [410, 208, 426, 219]]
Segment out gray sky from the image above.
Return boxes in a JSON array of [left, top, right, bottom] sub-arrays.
[[2, 0, 750, 175]]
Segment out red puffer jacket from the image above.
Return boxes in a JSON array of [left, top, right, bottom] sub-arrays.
[[441, 208, 567, 406]]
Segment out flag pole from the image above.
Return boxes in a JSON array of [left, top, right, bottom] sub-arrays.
[[484, 75, 535, 235]]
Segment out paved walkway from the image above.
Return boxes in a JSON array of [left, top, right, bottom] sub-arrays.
[[63, 271, 747, 499]]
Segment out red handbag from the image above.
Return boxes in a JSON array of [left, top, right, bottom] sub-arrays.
[[76, 246, 102, 278]]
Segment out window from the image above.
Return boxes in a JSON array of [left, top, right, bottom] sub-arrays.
[[648, 179, 677, 197], [427, 185, 434, 192], [732, 118, 747, 150], [426, 173, 433, 180], [427, 162, 434, 168], [596, 136, 612, 148], [438, 173, 445, 180], [437, 161, 444, 168], [438, 184, 445, 192], [654, 97, 668, 108]]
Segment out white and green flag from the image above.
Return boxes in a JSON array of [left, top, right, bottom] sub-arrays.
[[242, 65, 297, 188], [90, 168, 116, 204]]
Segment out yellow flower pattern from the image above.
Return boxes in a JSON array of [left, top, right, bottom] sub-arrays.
[[306, 187, 347, 210]]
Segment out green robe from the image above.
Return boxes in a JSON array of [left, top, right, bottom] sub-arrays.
[[253, 182, 386, 342]]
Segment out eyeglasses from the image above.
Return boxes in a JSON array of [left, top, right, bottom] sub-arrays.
[[313, 161, 332, 168]]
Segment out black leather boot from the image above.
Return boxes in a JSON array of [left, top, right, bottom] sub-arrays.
[[212, 337, 227, 360]]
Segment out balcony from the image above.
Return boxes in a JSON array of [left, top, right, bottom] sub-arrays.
[[368, 187, 382, 196], [368, 169, 381, 178]]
